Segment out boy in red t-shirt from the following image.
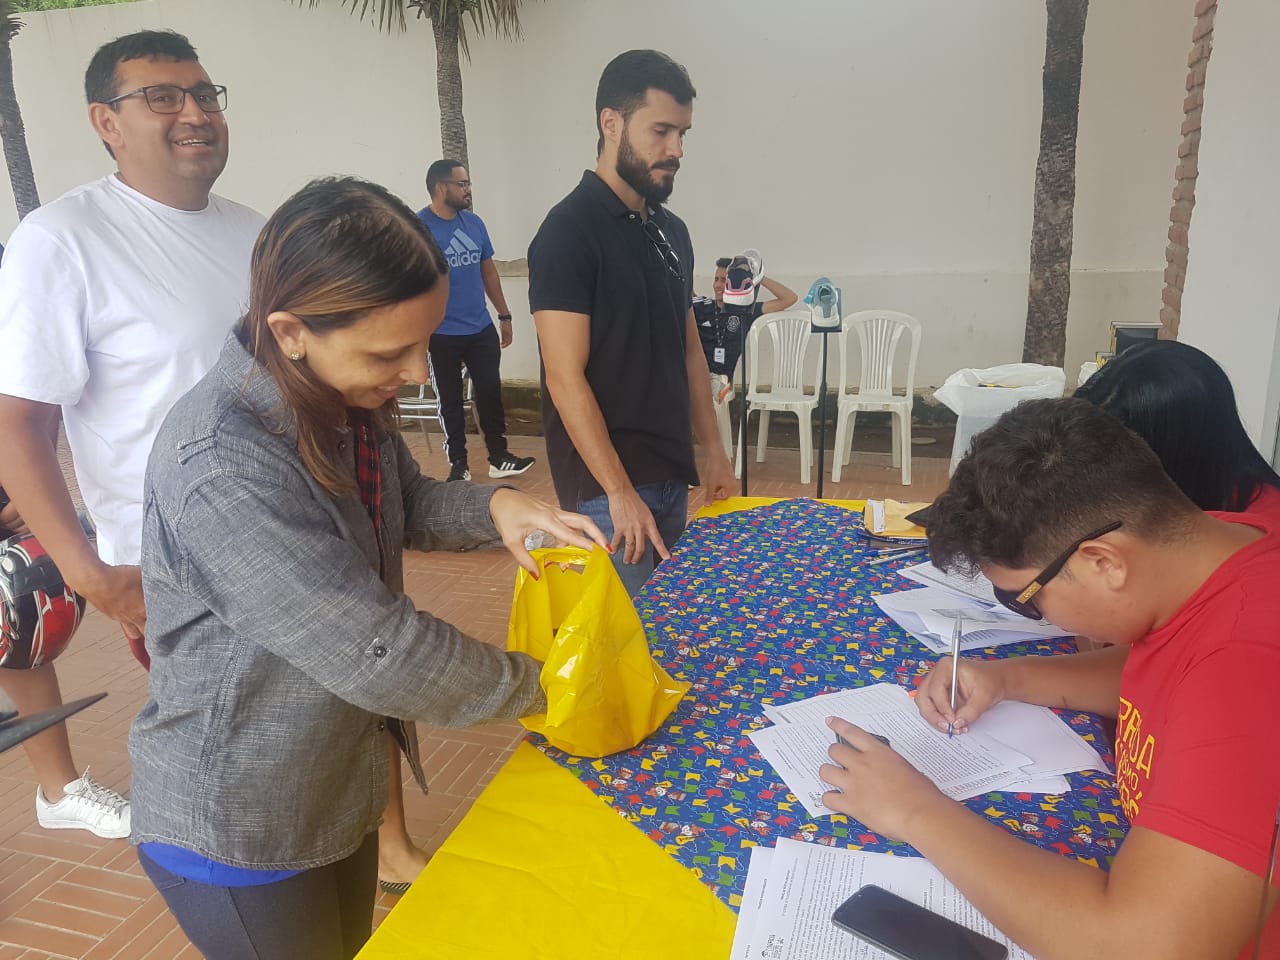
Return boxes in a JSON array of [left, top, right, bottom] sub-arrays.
[[822, 398, 1280, 960]]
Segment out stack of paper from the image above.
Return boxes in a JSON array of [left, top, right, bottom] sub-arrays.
[[747, 683, 1106, 817], [898, 559, 998, 604], [873, 585, 1068, 653], [731, 839, 1037, 960]]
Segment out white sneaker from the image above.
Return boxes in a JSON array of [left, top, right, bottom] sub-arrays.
[[36, 769, 130, 839]]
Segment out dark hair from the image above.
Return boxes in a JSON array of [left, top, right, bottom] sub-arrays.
[[715, 257, 732, 270], [1074, 340, 1280, 512], [927, 398, 1198, 575], [595, 49, 695, 154], [425, 158, 465, 195], [238, 176, 448, 495], [84, 30, 199, 105]]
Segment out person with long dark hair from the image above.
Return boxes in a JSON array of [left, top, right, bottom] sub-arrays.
[[128, 176, 606, 960], [1075, 340, 1280, 519]]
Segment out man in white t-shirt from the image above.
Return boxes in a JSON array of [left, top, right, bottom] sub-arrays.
[[0, 30, 264, 838]]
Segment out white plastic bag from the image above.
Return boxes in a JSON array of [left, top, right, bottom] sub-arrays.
[[934, 363, 1066, 474]]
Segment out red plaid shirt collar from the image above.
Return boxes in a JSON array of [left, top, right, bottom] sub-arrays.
[[349, 409, 384, 576]]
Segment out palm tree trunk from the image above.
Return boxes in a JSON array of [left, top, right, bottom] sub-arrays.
[[1022, 0, 1088, 367], [0, 28, 40, 220], [431, 12, 469, 168]]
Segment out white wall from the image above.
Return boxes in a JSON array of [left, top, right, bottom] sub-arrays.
[[1176, 0, 1280, 456], [3, 0, 1190, 388]]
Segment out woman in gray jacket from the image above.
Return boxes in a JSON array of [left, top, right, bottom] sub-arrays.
[[129, 176, 606, 960]]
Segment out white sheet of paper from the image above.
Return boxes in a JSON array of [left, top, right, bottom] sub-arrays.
[[1002, 774, 1071, 794], [747, 838, 1036, 960], [868, 499, 886, 534], [764, 684, 1098, 797], [968, 700, 1107, 777], [748, 699, 1032, 816], [899, 559, 999, 605], [764, 682, 914, 726], [730, 846, 774, 960], [872, 587, 1066, 653]]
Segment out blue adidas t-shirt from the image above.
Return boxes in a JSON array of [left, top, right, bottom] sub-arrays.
[[417, 206, 496, 336]]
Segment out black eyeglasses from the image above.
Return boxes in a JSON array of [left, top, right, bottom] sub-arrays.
[[102, 84, 227, 115], [992, 521, 1122, 620], [643, 218, 684, 282]]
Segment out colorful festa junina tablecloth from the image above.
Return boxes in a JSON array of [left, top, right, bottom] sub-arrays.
[[529, 498, 1127, 909]]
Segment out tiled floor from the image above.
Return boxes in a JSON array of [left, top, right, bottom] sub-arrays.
[[0, 429, 951, 958]]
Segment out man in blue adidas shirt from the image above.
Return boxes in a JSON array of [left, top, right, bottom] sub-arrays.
[[418, 160, 534, 480]]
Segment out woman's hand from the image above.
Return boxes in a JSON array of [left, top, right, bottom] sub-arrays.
[[915, 655, 1008, 735], [488, 488, 610, 576]]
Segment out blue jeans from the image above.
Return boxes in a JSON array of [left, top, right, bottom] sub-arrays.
[[578, 480, 689, 598]]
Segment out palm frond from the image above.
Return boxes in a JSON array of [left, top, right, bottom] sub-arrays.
[[410, 0, 538, 60], [299, 0, 406, 34], [1, 0, 24, 44]]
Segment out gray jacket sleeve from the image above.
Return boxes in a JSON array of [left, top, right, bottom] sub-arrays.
[[167, 469, 546, 726], [393, 431, 507, 553]]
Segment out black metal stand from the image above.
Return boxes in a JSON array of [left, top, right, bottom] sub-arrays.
[[814, 330, 833, 501], [739, 314, 750, 497]]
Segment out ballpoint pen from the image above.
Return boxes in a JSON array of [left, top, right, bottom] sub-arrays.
[[948, 615, 962, 738], [865, 547, 927, 567]]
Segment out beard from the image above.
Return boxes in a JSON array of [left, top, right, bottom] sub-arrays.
[[447, 194, 473, 212], [616, 129, 679, 205]]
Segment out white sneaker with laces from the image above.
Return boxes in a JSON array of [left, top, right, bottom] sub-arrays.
[[35, 769, 130, 839], [489, 454, 535, 478]]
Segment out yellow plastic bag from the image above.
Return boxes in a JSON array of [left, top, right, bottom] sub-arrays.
[[507, 547, 689, 758]]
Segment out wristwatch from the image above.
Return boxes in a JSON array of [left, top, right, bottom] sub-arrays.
[[497, 314, 513, 322]]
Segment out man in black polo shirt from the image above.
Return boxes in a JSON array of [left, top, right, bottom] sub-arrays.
[[528, 49, 734, 597]]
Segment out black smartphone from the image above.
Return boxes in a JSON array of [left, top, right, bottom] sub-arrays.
[[832, 885, 1009, 960]]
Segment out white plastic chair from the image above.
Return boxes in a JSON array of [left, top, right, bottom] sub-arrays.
[[711, 374, 734, 460], [831, 310, 921, 486], [397, 367, 480, 445], [735, 310, 818, 483]]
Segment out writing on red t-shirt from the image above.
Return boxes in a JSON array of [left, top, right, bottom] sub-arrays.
[[1116, 513, 1280, 958]]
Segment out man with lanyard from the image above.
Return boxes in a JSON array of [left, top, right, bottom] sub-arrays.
[[695, 257, 798, 456], [528, 50, 734, 598], [700, 256, 797, 392]]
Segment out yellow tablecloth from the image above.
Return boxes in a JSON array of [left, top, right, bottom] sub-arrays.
[[357, 743, 736, 959], [359, 496, 868, 958]]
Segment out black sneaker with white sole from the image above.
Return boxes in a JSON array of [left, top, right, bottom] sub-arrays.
[[489, 454, 535, 478], [446, 461, 470, 482]]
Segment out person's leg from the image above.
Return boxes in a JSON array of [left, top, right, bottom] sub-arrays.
[[650, 479, 690, 556], [462, 326, 511, 464], [377, 735, 428, 892], [0, 664, 79, 798], [2, 659, 129, 838], [138, 833, 378, 960], [576, 493, 645, 598], [335, 830, 380, 957], [426, 336, 469, 470]]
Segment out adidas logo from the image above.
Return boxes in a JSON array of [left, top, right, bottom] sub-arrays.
[[446, 228, 482, 267]]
